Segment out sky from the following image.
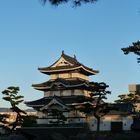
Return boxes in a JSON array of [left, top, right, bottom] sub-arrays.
[[0, 0, 140, 109]]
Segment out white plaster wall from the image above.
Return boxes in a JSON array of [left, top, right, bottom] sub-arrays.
[[83, 90, 90, 97], [37, 109, 133, 131], [100, 118, 111, 131], [50, 72, 89, 80], [67, 110, 85, 124], [44, 91, 51, 97], [44, 91, 60, 96], [122, 116, 133, 130], [44, 90, 89, 97], [88, 117, 97, 131], [74, 89, 84, 96], [45, 90, 86, 97], [72, 73, 88, 80], [62, 90, 71, 96], [88, 116, 112, 131], [59, 73, 70, 79], [52, 91, 61, 96], [37, 118, 49, 124], [87, 115, 133, 131], [50, 74, 57, 79]]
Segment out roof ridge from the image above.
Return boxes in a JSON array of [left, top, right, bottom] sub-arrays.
[[61, 51, 80, 65]]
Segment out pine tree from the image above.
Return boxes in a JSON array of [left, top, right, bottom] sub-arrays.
[[122, 40, 140, 63], [76, 82, 112, 137], [40, 0, 97, 6], [2, 86, 26, 131]]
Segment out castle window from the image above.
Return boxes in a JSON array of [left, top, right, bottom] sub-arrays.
[[71, 90, 74, 96], [56, 74, 59, 78], [68, 73, 72, 78], [50, 91, 53, 96], [53, 91, 60, 96], [60, 90, 63, 96]]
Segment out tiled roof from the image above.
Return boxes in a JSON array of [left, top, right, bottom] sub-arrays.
[[32, 78, 95, 91], [61, 52, 80, 66], [38, 52, 99, 75], [108, 103, 134, 115], [25, 95, 89, 108]]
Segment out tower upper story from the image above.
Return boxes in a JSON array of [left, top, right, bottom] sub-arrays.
[[38, 51, 99, 81]]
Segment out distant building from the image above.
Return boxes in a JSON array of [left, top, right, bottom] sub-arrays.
[[0, 107, 36, 125], [129, 84, 140, 93], [128, 84, 140, 112]]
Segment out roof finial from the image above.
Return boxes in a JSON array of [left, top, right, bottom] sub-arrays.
[[62, 50, 64, 55], [74, 54, 77, 60]]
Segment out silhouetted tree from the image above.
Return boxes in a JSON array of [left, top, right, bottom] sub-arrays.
[[2, 86, 26, 131], [115, 92, 140, 113], [121, 41, 140, 63], [77, 82, 111, 136], [91, 82, 111, 135], [40, 0, 98, 6]]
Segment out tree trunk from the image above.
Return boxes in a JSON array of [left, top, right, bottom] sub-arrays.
[[97, 117, 100, 133], [95, 116, 100, 140], [11, 114, 18, 132]]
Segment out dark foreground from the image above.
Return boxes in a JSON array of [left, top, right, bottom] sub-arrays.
[[1, 127, 140, 140], [1, 131, 140, 140]]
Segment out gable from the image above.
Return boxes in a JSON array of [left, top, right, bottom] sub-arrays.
[[40, 98, 69, 111], [52, 57, 73, 67]]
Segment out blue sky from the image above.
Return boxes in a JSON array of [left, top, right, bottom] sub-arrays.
[[0, 0, 140, 109]]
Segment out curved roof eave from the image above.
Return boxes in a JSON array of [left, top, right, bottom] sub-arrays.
[[38, 66, 99, 75], [32, 82, 89, 90]]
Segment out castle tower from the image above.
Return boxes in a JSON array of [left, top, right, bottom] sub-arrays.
[[26, 51, 99, 125]]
